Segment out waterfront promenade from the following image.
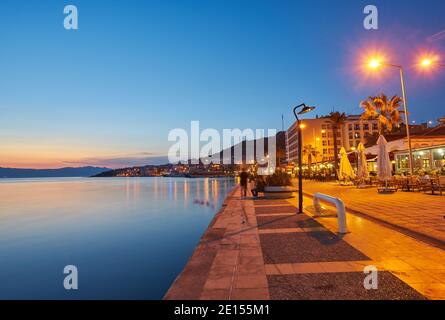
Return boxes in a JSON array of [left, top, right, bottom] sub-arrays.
[[165, 186, 445, 300], [301, 180, 445, 246]]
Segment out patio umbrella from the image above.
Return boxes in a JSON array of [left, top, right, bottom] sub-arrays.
[[339, 147, 355, 181], [357, 142, 369, 179], [376, 135, 392, 183]]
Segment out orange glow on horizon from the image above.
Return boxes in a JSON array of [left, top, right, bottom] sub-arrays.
[[0, 142, 163, 169]]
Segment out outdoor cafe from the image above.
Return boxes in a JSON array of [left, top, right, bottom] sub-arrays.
[[394, 145, 445, 174]]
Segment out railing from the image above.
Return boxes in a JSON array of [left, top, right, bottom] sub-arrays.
[[313, 193, 348, 234]]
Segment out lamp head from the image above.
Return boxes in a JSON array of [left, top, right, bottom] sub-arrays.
[[298, 105, 316, 115]]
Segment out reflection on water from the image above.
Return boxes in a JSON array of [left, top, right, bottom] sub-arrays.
[[0, 177, 235, 299]]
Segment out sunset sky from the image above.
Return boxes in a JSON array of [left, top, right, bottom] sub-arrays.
[[1, 0, 445, 169]]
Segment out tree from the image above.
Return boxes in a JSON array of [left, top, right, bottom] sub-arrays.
[[328, 111, 347, 172], [303, 144, 320, 175], [360, 94, 402, 136]]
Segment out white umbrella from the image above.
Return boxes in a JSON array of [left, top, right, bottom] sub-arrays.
[[357, 142, 369, 179], [339, 147, 355, 181], [376, 135, 392, 182]]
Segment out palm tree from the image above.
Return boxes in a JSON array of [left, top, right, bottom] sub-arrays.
[[303, 144, 319, 176], [328, 111, 347, 172], [360, 94, 402, 136]]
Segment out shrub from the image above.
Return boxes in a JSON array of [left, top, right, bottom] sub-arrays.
[[265, 171, 292, 187]]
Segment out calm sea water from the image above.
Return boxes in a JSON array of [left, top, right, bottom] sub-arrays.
[[0, 177, 235, 299]]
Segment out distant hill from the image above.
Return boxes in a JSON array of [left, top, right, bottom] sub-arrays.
[[0, 166, 110, 178], [208, 131, 287, 164]]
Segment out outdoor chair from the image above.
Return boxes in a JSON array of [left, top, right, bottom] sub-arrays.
[[417, 178, 432, 193], [406, 175, 420, 192], [439, 176, 445, 196], [394, 176, 406, 190], [426, 176, 445, 195], [398, 176, 410, 191], [376, 177, 398, 193]]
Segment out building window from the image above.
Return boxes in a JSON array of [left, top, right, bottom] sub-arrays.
[[349, 132, 353, 139], [363, 123, 369, 130], [372, 123, 378, 130], [354, 132, 360, 139], [348, 124, 353, 131], [354, 124, 360, 131]]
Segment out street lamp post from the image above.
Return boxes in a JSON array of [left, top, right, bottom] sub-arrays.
[[397, 65, 415, 175], [369, 60, 414, 174], [293, 103, 316, 214]]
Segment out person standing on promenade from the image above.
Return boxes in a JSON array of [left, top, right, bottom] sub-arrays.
[[239, 168, 249, 198]]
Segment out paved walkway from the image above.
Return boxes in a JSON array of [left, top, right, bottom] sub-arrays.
[[164, 186, 445, 300], [299, 180, 445, 246], [164, 187, 270, 300]]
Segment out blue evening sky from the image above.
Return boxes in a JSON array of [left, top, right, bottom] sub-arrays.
[[1, 0, 444, 168]]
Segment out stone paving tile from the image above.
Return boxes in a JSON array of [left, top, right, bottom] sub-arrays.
[[259, 227, 326, 234], [253, 200, 290, 206], [203, 275, 233, 291], [200, 289, 230, 300], [390, 269, 444, 285], [268, 272, 426, 300], [265, 261, 377, 275], [256, 213, 295, 217], [213, 249, 239, 266], [406, 282, 445, 300], [235, 274, 269, 289], [257, 214, 322, 229], [255, 205, 297, 215], [231, 288, 270, 300], [260, 231, 370, 264]]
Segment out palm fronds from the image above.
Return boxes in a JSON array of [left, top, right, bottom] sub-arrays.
[[360, 93, 402, 135]]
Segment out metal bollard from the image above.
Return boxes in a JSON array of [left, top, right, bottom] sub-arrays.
[[313, 192, 348, 234]]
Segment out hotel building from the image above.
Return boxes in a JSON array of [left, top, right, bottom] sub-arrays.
[[286, 115, 380, 164]]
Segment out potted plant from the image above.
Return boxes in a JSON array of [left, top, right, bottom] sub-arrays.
[[263, 171, 296, 199]]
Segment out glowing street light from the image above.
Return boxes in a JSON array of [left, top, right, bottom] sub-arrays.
[[366, 56, 414, 174], [419, 57, 445, 69], [293, 103, 316, 214], [368, 59, 382, 69]]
